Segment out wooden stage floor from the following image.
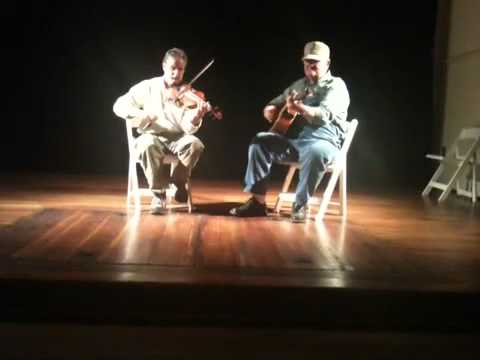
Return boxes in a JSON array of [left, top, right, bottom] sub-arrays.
[[0, 173, 479, 331], [1, 173, 479, 289]]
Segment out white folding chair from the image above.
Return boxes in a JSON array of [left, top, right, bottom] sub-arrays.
[[422, 127, 480, 203], [125, 121, 193, 212], [274, 118, 359, 221]]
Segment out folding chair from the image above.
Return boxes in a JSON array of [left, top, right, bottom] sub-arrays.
[[422, 127, 480, 203], [125, 121, 193, 212], [274, 118, 359, 221]]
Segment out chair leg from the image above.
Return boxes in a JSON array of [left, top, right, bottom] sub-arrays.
[[422, 163, 445, 197], [339, 165, 347, 217], [127, 168, 133, 208], [439, 154, 478, 203], [472, 154, 477, 203], [274, 165, 297, 213], [439, 139, 480, 202], [316, 165, 342, 222], [127, 159, 141, 209], [186, 179, 193, 213]]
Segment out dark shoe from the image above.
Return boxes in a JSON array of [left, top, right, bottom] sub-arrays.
[[291, 202, 307, 223], [230, 197, 268, 217], [174, 182, 188, 203]]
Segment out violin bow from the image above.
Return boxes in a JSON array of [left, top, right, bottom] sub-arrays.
[[174, 59, 215, 102], [188, 58, 215, 87]]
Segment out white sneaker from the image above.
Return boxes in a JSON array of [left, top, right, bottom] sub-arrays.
[[150, 196, 167, 215]]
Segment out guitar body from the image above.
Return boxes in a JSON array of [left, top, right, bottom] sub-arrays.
[[268, 87, 311, 135], [269, 105, 298, 135]]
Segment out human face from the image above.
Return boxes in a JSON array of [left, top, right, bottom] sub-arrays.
[[303, 58, 330, 82], [162, 56, 186, 87]]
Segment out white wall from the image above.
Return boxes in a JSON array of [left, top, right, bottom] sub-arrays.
[[438, 0, 480, 197], [443, 0, 480, 147]]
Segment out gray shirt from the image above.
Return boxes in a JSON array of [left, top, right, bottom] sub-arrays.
[[269, 71, 350, 145]]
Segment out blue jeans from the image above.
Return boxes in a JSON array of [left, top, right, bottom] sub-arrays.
[[243, 131, 339, 207]]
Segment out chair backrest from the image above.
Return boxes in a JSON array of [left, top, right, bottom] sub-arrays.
[[334, 118, 358, 165], [450, 127, 480, 162], [459, 127, 480, 140], [125, 120, 137, 159]]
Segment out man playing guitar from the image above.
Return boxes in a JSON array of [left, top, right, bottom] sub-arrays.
[[230, 41, 350, 222]]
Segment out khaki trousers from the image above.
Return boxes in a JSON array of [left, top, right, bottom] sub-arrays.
[[135, 133, 204, 191]]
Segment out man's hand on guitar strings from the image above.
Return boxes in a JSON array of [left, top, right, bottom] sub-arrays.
[[286, 91, 303, 116]]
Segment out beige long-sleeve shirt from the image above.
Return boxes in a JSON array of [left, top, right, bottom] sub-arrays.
[[113, 76, 203, 135]]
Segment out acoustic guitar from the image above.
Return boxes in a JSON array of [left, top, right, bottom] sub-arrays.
[[268, 88, 310, 135]]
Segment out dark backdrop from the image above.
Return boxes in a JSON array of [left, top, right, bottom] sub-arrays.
[[4, 1, 438, 190]]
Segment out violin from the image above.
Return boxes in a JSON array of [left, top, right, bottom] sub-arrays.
[[173, 85, 223, 121], [167, 58, 222, 121]]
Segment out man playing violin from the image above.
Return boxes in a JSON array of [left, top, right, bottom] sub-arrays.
[[230, 41, 350, 222], [113, 48, 209, 214]]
